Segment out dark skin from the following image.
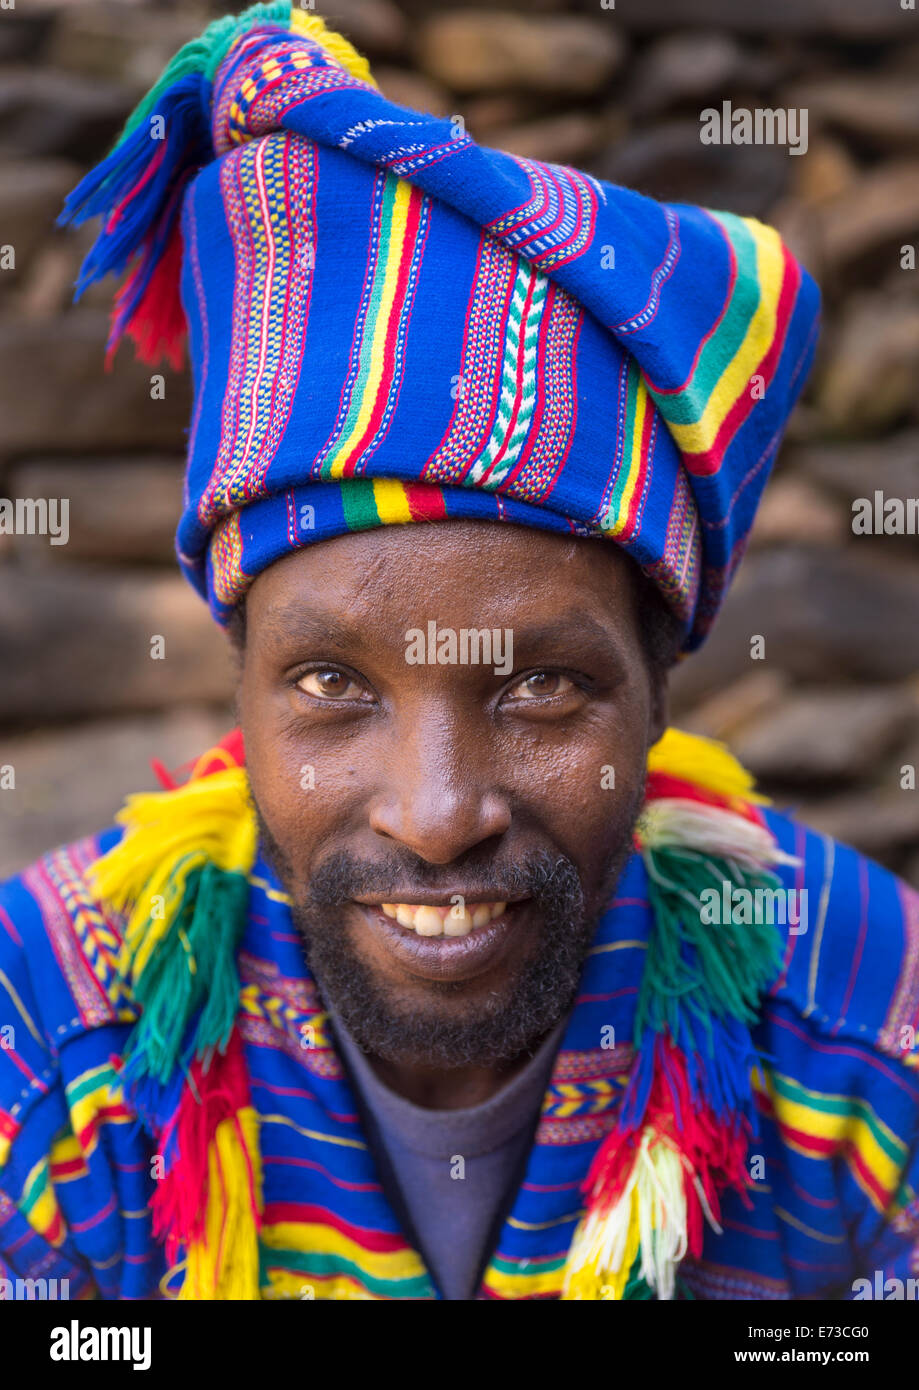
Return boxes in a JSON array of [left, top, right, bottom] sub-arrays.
[[237, 520, 668, 1109]]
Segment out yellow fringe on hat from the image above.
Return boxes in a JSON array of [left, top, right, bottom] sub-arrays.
[[289, 7, 378, 87]]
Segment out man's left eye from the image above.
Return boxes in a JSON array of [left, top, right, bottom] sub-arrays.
[[507, 671, 574, 700], [297, 669, 367, 700]]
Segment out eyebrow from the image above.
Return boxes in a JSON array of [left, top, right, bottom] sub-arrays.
[[259, 606, 364, 651], [260, 603, 627, 662], [509, 612, 624, 652]]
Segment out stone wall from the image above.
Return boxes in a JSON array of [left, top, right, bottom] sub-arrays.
[[2, 0, 919, 882]]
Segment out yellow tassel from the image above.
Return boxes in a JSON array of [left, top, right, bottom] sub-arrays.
[[647, 727, 768, 805], [85, 768, 257, 984], [180, 1107, 263, 1301], [562, 1186, 641, 1301], [289, 7, 378, 88]]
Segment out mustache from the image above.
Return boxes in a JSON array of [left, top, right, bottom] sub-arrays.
[[304, 846, 584, 914]]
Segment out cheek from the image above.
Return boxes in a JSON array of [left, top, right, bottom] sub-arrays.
[[532, 740, 645, 857], [501, 702, 650, 861], [246, 734, 367, 861], [239, 673, 364, 868]]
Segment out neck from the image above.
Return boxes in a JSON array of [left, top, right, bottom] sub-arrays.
[[362, 1042, 548, 1110]]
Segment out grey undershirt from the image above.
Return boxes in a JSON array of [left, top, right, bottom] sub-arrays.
[[326, 1007, 567, 1300]]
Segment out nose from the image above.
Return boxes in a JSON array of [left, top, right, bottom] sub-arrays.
[[368, 712, 512, 865]]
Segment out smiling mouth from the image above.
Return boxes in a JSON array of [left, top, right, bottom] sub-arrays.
[[378, 900, 507, 938], [354, 897, 528, 982]]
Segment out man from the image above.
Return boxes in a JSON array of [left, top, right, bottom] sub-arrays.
[[1, 2, 917, 1303]]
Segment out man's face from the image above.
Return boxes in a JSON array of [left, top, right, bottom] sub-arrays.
[[238, 520, 667, 1069]]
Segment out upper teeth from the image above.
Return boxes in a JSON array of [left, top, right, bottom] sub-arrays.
[[379, 901, 507, 937]]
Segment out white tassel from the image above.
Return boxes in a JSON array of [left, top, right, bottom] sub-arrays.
[[635, 1137, 687, 1301], [564, 1135, 694, 1301], [639, 798, 800, 873]]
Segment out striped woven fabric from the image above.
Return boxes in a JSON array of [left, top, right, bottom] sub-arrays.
[[1, 758, 917, 1299], [60, 2, 822, 651]]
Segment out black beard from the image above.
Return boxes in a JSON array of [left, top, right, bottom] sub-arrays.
[[254, 807, 641, 1070]]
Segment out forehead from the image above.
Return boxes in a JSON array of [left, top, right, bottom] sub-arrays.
[[244, 520, 642, 645]]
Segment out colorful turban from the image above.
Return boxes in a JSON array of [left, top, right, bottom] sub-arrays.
[[62, 1, 821, 654]]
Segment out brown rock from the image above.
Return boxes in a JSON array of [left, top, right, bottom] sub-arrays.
[[788, 135, 859, 209], [8, 457, 185, 564], [616, 0, 916, 38], [676, 669, 790, 740], [321, 0, 408, 56], [597, 119, 789, 219], [816, 291, 919, 436], [668, 547, 919, 710], [0, 66, 131, 161], [748, 476, 846, 550], [626, 31, 745, 117], [0, 312, 192, 457], [488, 112, 606, 165], [768, 197, 824, 285], [902, 850, 919, 890], [375, 67, 451, 117], [731, 686, 919, 784], [14, 242, 83, 320], [0, 707, 235, 879], [0, 567, 234, 722], [0, 11, 51, 64], [0, 160, 81, 282], [784, 76, 919, 150], [817, 162, 919, 277], [45, 6, 209, 91], [462, 94, 541, 141], [416, 12, 623, 95], [786, 432, 919, 509]]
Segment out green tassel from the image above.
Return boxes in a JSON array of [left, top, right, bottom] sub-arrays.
[[192, 866, 251, 1069], [637, 844, 784, 1042], [121, 861, 250, 1084], [621, 1266, 697, 1300], [622, 1269, 656, 1300], [123, 882, 200, 1084], [118, 0, 292, 145]]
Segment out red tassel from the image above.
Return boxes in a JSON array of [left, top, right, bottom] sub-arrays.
[[149, 726, 246, 794], [150, 758, 178, 791], [151, 1028, 252, 1262], [644, 771, 765, 825], [106, 216, 187, 372], [581, 1036, 753, 1257]]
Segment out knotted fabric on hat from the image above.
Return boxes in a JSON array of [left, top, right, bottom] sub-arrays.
[[62, 1, 821, 654]]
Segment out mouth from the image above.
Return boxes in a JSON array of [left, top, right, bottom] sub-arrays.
[[352, 896, 530, 982], [378, 900, 507, 937]]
